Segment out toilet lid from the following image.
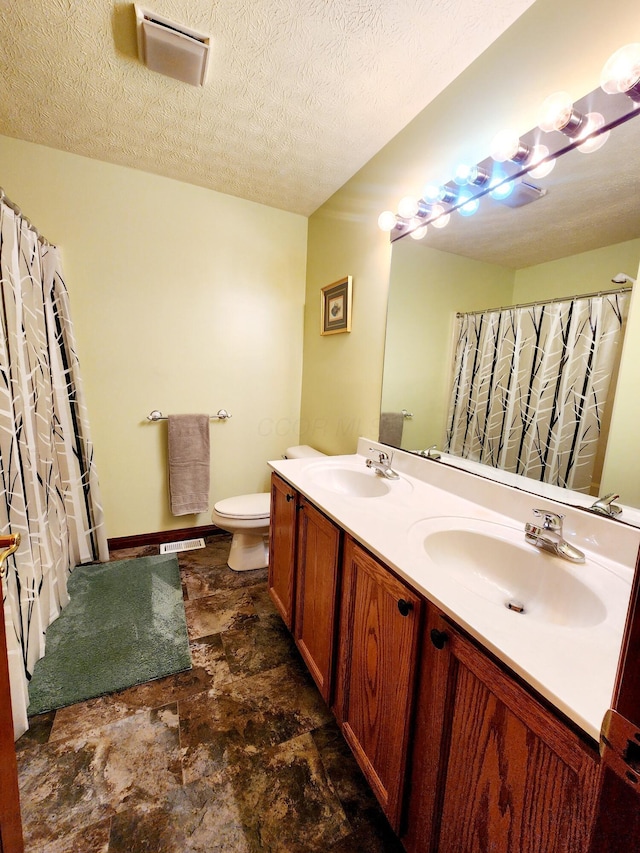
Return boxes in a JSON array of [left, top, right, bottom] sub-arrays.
[[214, 492, 270, 519]]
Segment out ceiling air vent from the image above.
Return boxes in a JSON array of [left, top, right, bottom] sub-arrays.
[[134, 5, 210, 87]]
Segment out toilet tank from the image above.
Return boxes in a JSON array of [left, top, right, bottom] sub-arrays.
[[283, 445, 326, 459]]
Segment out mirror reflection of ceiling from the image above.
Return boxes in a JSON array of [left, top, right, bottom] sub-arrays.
[[393, 116, 640, 269]]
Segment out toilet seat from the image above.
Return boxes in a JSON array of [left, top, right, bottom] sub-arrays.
[[214, 493, 270, 520]]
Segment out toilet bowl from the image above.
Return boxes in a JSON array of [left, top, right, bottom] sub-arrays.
[[212, 445, 325, 571], [212, 493, 271, 572]]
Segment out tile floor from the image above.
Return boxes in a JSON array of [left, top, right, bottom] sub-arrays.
[[15, 535, 404, 853]]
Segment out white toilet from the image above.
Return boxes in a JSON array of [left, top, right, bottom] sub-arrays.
[[212, 445, 325, 571]]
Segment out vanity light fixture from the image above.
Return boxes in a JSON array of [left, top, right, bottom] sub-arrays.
[[397, 196, 429, 219], [601, 43, 640, 99], [454, 164, 491, 186], [490, 129, 532, 164], [377, 40, 639, 240], [378, 210, 406, 232]]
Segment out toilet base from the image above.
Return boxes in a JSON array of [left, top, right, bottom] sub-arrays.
[[228, 532, 269, 572]]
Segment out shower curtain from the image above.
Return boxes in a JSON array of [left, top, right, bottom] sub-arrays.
[[0, 199, 108, 738], [444, 291, 630, 492]]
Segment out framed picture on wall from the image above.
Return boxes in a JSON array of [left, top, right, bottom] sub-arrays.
[[321, 276, 352, 335]]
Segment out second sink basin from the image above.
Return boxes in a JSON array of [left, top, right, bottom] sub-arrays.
[[410, 517, 611, 628]]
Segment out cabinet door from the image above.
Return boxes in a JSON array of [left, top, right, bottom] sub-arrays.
[[294, 498, 341, 703], [409, 613, 599, 853], [337, 536, 423, 831], [268, 473, 298, 629]]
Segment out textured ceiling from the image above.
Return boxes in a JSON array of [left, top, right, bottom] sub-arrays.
[[0, 0, 534, 215]]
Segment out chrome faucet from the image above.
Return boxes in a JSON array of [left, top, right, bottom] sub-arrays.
[[524, 509, 585, 563], [366, 448, 400, 480], [417, 445, 441, 460], [589, 493, 622, 518]]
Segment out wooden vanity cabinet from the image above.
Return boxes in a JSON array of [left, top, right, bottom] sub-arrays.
[[269, 474, 342, 702], [336, 536, 423, 831], [293, 496, 341, 703], [268, 473, 298, 629], [403, 609, 600, 853]]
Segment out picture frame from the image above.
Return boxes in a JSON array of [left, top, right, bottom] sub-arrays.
[[320, 276, 352, 335]]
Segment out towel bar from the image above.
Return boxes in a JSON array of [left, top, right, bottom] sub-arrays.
[[147, 409, 232, 421], [401, 409, 413, 418]]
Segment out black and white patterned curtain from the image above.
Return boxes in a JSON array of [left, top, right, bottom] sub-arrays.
[[444, 291, 630, 492], [0, 199, 108, 738]]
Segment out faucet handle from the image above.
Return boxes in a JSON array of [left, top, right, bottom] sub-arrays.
[[368, 447, 392, 465], [532, 509, 564, 531]]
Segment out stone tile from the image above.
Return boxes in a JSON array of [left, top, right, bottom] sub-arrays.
[[180, 662, 332, 785], [183, 588, 259, 640], [220, 613, 298, 678], [181, 556, 268, 600], [26, 818, 112, 853], [110, 733, 350, 853], [16, 710, 56, 751], [313, 721, 404, 852], [18, 705, 182, 848], [46, 636, 228, 743], [247, 583, 278, 618]]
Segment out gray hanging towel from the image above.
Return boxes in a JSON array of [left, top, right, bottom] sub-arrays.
[[378, 412, 404, 446], [167, 414, 210, 515]]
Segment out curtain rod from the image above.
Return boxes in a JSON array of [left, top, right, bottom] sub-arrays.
[[456, 286, 632, 318], [0, 187, 51, 246]]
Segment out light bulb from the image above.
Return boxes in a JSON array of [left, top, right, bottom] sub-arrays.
[[410, 224, 428, 240], [378, 210, 398, 232], [601, 43, 640, 98], [538, 91, 585, 137], [397, 196, 420, 219], [458, 193, 479, 217], [423, 184, 441, 203], [490, 130, 530, 163], [576, 112, 610, 153], [430, 204, 450, 229], [454, 165, 472, 185], [527, 145, 556, 179]]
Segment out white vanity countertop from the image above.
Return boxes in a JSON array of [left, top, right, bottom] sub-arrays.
[[269, 439, 640, 742]]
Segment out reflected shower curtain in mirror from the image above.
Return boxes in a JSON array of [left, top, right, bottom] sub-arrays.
[[444, 291, 630, 492], [0, 200, 108, 738]]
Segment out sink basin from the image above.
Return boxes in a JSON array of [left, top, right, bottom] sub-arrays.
[[305, 461, 414, 498], [307, 465, 393, 497], [411, 518, 608, 628]]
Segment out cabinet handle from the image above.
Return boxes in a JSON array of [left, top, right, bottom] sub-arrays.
[[285, 493, 295, 502], [430, 628, 448, 649], [397, 598, 413, 617]]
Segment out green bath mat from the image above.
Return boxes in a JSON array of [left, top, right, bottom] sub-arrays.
[[28, 554, 192, 716]]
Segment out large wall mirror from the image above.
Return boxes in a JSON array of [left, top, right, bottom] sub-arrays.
[[381, 103, 640, 518]]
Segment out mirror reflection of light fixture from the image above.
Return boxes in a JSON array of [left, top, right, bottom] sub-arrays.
[[430, 204, 450, 228], [458, 193, 480, 217], [378, 41, 640, 239], [410, 223, 428, 240]]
